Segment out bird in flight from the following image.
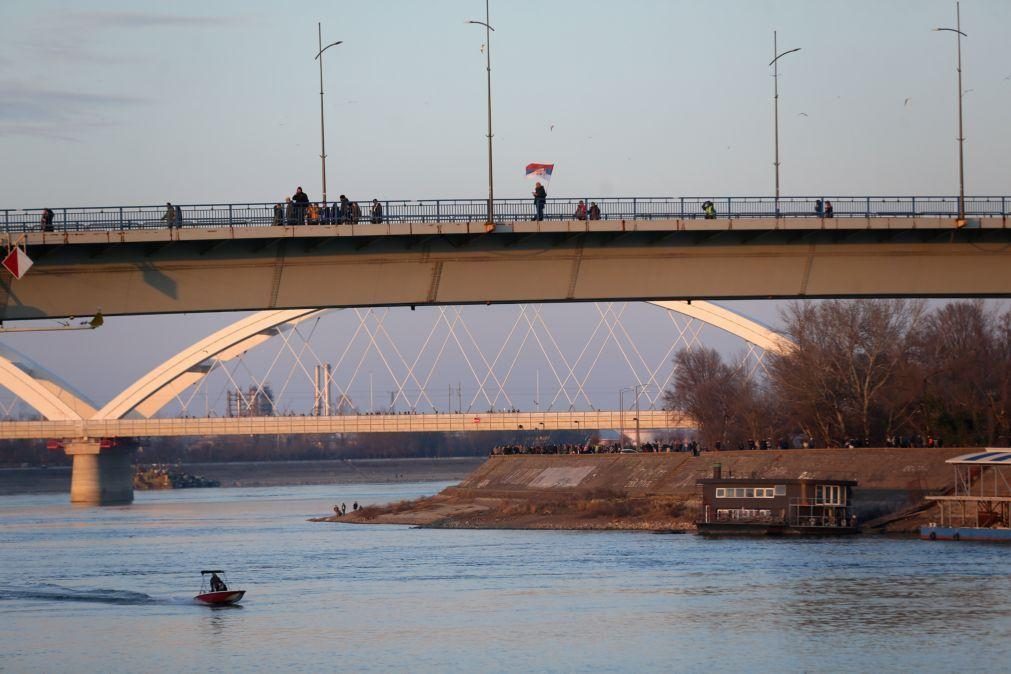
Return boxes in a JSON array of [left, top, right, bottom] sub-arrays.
[[797, 112, 808, 117], [904, 97, 911, 106], [549, 124, 555, 132]]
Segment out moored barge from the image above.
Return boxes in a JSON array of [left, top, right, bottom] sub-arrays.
[[921, 450, 1011, 542]]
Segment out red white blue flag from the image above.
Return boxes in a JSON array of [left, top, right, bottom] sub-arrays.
[[525, 163, 554, 185]]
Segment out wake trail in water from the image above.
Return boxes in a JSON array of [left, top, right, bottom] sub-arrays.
[[0, 583, 160, 605]]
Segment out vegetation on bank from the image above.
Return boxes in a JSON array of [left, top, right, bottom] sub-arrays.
[[665, 299, 1011, 450]]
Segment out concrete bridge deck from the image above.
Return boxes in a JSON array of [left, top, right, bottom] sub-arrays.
[[0, 409, 685, 440], [4, 216, 1011, 321]]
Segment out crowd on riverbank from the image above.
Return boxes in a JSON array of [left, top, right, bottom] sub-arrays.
[[491, 441, 701, 456]]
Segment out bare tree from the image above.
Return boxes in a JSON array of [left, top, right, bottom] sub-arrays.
[[907, 301, 1011, 446], [768, 299, 923, 446], [664, 347, 761, 449]]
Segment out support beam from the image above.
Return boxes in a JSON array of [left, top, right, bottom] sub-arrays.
[[66, 439, 134, 506]]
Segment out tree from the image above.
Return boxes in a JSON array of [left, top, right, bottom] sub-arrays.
[[906, 301, 1011, 446], [767, 299, 923, 446], [664, 347, 765, 449]]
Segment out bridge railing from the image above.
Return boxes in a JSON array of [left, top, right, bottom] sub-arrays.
[[2, 195, 1007, 233]]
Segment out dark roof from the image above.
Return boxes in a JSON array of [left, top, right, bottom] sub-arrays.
[[697, 477, 858, 486]]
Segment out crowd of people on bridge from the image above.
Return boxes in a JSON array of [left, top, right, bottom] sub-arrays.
[[39, 189, 875, 234], [271, 187, 384, 227]]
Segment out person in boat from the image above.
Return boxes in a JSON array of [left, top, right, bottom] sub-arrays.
[[210, 572, 228, 592]]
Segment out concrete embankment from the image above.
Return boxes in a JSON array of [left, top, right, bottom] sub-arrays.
[[334, 448, 966, 531]]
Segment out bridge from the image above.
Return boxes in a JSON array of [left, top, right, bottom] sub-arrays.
[[0, 300, 787, 505], [3, 195, 1011, 321], [1, 193, 1001, 506]]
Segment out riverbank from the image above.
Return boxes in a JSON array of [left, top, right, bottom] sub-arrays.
[[325, 447, 966, 532], [0, 456, 485, 496]]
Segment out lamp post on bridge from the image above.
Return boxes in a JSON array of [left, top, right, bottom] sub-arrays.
[[769, 32, 801, 217], [467, 0, 496, 232], [935, 2, 968, 223], [314, 24, 343, 207], [619, 385, 642, 449]]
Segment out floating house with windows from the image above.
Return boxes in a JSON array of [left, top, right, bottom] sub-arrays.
[[696, 466, 858, 535], [921, 449, 1011, 542]]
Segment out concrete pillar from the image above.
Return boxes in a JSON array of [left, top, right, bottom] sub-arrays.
[[66, 440, 134, 506]]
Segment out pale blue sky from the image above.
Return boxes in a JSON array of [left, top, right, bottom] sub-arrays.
[[1, 1, 1008, 412], [2, 0, 1010, 207]]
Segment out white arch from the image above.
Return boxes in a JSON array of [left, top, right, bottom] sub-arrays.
[[0, 343, 98, 421], [92, 309, 327, 420], [647, 301, 792, 354], [0, 302, 790, 424]]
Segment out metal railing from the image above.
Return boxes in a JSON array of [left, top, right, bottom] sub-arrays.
[[2, 195, 1007, 234]]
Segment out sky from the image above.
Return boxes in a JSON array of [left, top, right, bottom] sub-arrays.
[[1, 0, 1009, 413]]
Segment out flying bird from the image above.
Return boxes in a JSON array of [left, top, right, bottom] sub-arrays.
[[797, 112, 808, 117], [549, 124, 555, 132], [904, 97, 911, 106]]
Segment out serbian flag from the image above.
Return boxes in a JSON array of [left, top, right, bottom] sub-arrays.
[[525, 163, 554, 185]]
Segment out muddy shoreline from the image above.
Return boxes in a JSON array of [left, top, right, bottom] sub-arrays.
[[0, 457, 485, 496]]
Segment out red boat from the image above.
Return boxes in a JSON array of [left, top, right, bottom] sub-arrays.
[[194, 570, 245, 606]]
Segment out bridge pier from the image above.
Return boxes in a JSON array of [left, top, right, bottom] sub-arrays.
[[66, 440, 134, 506]]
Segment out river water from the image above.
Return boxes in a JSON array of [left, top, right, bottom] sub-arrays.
[[1, 482, 1009, 673]]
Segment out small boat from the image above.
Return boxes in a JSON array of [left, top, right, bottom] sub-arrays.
[[194, 570, 245, 606]]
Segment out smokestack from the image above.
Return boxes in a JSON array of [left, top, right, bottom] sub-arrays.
[[712, 463, 722, 479]]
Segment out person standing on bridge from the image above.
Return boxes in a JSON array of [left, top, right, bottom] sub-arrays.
[[371, 199, 383, 224], [533, 182, 547, 221], [825, 200, 834, 218], [160, 202, 176, 228], [40, 208, 55, 232], [292, 186, 310, 225], [589, 202, 601, 220], [815, 199, 824, 217], [573, 200, 587, 221], [338, 195, 351, 225]]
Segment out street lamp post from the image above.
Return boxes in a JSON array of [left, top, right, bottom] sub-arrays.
[[468, 0, 495, 231], [314, 24, 343, 207], [619, 388, 627, 449], [634, 385, 641, 450], [936, 2, 968, 222], [769, 32, 801, 216], [618, 385, 642, 449]]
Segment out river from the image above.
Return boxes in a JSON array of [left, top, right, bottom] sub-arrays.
[[1, 482, 1009, 673]]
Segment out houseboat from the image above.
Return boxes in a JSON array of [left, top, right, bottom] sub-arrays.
[[921, 449, 1011, 542], [696, 465, 859, 536]]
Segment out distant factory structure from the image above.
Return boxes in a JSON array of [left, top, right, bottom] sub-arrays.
[[313, 364, 354, 416], [227, 385, 276, 417]]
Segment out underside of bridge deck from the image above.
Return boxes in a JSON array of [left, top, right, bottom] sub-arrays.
[[3, 218, 1010, 321]]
